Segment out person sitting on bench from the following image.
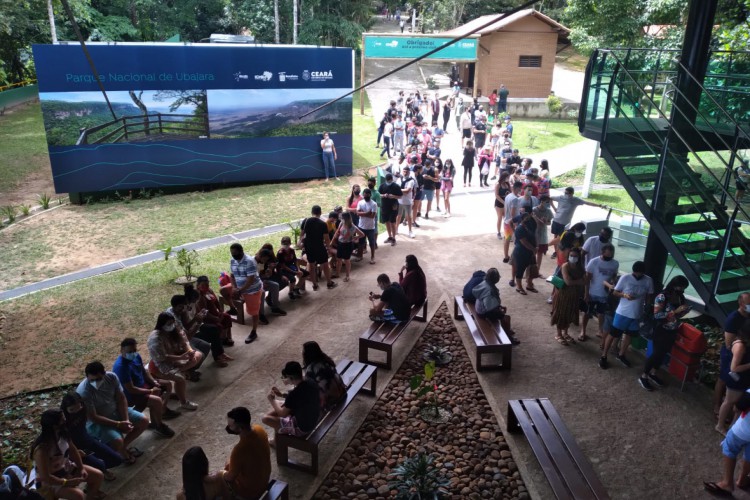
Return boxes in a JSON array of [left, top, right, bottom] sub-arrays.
[[262, 362, 321, 442], [368, 273, 410, 323], [302, 341, 346, 411], [176, 446, 230, 500], [223, 407, 271, 500], [398, 254, 427, 306], [470, 268, 520, 345]]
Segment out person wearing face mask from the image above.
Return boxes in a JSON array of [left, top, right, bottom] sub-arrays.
[[637, 275, 692, 392], [510, 213, 539, 295], [30, 409, 105, 500], [146, 313, 201, 412], [220, 242, 267, 340], [550, 187, 605, 257], [583, 243, 619, 344], [368, 274, 410, 323], [60, 392, 122, 482], [502, 181, 524, 263], [76, 361, 150, 466], [551, 248, 586, 345], [379, 173, 403, 245], [582, 227, 614, 266], [262, 362, 321, 441], [532, 194, 554, 271], [275, 237, 308, 297], [609, 261, 654, 368], [552, 221, 586, 272], [196, 275, 236, 345], [714, 292, 750, 419], [222, 407, 271, 500], [356, 188, 379, 264], [346, 184, 362, 230], [112, 338, 177, 438]]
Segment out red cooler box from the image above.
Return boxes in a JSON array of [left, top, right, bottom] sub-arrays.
[[668, 324, 707, 382]]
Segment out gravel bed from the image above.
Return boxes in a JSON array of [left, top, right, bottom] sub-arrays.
[[313, 302, 528, 499]]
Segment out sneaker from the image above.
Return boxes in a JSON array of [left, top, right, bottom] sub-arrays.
[[598, 357, 609, 370], [391, 239, 396, 246], [638, 377, 654, 392], [384, 237, 393, 243], [409, 231, 415, 238], [417, 212, 422, 217], [245, 330, 258, 344], [413, 222, 421, 228], [259, 315, 269, 325], [616, 354, 632, 368], [445, 213, 451, 218], [180, 401, 199, 411], [551, 251, 557, 259], [153, 423, 175, 438], [402, 220, 407, 226], [288, 293, 298, 300], [490, 176, 497, 181], [271, 307, 287, 316], [436, 207, 441, 212], [163, 407, 181, 420], [648, 373, 665, 387], [547, 296, 553, 304], [497, 232, 502, 240]]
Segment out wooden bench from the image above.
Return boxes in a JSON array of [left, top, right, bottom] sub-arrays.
[[260, 479, 289, 500], [507, 398, 610, 500], [453, 296, 512, 371], [359, 299, 428, 370], [275, 358, 377, 474]]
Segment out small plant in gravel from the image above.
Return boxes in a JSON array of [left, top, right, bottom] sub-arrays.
[[388, 453, 450, 499], [38, 193, 51, 209], [287, 219, 303, 246], [1, 205, 17, 225], [422, 344, 452, 366], [410, 361, 449, 422], [19, 204, 31, 216]]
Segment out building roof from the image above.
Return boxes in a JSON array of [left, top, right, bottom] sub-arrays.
[[440, 9, 570, 38]]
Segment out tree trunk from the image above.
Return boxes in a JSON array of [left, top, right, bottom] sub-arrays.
[[128, 90, 150, 136], [274, 0, 280, 43], [293, 0, 298, 44], [47, 0, 58, 43]]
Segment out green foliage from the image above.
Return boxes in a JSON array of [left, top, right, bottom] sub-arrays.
[[1, 205, 16, 224], [19, 204, 31, 216], [409, 361, 440, 416], [388, 453, 450, 500], [287, 219, 302, 245], [163, 247, 200, 280], [547, 94, 563, 114], [299, 17, 364, 48], [37, 193, 51, 209], [526, 132, 538, 149]]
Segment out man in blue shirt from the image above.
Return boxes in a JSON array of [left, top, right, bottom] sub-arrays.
[[113, 338, 177, 438]]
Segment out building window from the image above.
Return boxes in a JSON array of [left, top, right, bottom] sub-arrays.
[[519, 55, 542, 68]]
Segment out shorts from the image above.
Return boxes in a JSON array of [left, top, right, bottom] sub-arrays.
[[278, 416, 309, 437], [737, 179, 748, 192], [414, 190, 425, 201], [536, 244, 549, 255], [719, 344, 733, 384], [462, 129, 472, 138], [610, 313, 641, 336], [336, 241, 354, 260], [423, 189, 435, 202], [494, 199, 503, 209], [722, 427, 750, 461], [304, 244, 328, 265], [551, 220, 566, 236], [503, 221, 514, 239], [382, 208, 398, 224], [586, 295, 608, 317], [398, 204, 412, 219], [86, 408, 146, 444], [513, 251, 533, 279], [360, 228, 377, 249], [602, 313, 614, 334], [441, 181, 453, 193], [242, 289, 263, 316]]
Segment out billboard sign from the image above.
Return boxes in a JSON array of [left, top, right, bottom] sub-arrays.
[[32, 43, 353, 193], [363, 35, 478, 61]]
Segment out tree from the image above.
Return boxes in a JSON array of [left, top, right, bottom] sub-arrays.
[[563, 0, 650, 54], [128, 90, 149, 135]]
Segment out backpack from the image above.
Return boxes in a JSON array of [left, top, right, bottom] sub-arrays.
[[463, 270, 486, 303]]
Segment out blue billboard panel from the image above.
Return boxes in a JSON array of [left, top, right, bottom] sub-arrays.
[[364, 36, 478, 61], [32, 43, 354, 193]]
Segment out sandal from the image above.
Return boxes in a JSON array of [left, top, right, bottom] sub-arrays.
[[563, 335, 576, 344], [578, 334, 588, 342], [103, 470, 116, 481], [327, 281, 338, 289], [370, 260, 376, 265], [502, 257, 510, 263], [555, 336, 569, 346], [128, 446, 144, 458], [312, 283, 319, 291], [515, 288, 527, 295], [88, 491, 107, 500], [703, 482, 733, 497], [344, 276, 350, 282], [526, 285, 539, 293]]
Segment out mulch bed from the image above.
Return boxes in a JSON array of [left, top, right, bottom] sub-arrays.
[[313, 302, 528, 499]]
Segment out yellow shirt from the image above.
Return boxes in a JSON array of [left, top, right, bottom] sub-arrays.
[[227, 425, 271, 500]]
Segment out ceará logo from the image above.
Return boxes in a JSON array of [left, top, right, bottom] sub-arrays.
[[310, 70, 333, 81]]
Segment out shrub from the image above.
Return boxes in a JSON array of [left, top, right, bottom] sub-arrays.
[[547, 94, 564, 115], [19, 204, 31, 216], [38, 193, 51, 209], [1, 205, 17, 225]]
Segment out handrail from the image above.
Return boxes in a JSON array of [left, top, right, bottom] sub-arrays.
[[599, 49, 750, 224], [0, 80, 37, 92]]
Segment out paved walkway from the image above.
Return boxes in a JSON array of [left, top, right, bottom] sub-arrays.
[[105, 189, 725, 500]]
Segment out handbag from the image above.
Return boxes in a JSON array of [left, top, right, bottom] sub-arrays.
[[550, 275, 565, 289]]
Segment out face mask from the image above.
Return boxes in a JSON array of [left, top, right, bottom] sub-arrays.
[[574, 232, 582, 238], [163, 324, 175, 332], [225, 425, 240, 435], [566, 193, 573, 198], [354, 190, 360, 195], [602, 255, 612, 262], [364, 196, 371, 201], [385, 181, 392, 186], [231, 253, 243, 261], [674, 287, 683, 294], [123, 352, 137, 361], [568, 256, 579, 264], [599, 235, 608, 242], [745, 304, 750, 314], [90, 379, 101, 389], [633, 273, 643, 280]]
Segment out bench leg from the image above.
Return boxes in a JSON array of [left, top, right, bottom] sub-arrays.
[[476, 349, 484, 371], [359, 369, 377, 396], [502, 346, 512, 370], [416, 299, 428, 322], [454, 297, 464, 320], [232, 299, 245, 325], [275, 433, 318, 474], [506, 401, 520, 433], [275, 431, 289, 467], [359, 339, 369, 365]]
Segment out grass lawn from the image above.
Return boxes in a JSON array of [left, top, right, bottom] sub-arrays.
[[510, 118, 582, 153], [556, 46, 589, 72], [553, 158, 621, 186], [352, 91, 382, 172], [589, 188, 642, 215]]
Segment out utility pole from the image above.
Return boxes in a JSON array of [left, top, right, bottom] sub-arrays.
[[47, 0, 58, 43], [274, 0, 280, 43], [293, 0, 298, 44]]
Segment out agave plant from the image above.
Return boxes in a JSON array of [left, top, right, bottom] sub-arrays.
[[388, 453, 449, 500]]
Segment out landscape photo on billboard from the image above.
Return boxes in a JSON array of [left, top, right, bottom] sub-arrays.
[[39, 89, 208, 147], [207, 88, 352, 139]]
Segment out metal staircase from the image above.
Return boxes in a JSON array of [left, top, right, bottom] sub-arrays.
[[579, 48, 750, 322]]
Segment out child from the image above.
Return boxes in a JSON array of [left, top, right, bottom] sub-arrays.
[[277, 236, 308, 297]]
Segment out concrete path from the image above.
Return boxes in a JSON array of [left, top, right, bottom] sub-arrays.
[[106, 187, 726, 500]]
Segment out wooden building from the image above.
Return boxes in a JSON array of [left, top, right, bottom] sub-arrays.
[[442, 9, 570, 98]]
